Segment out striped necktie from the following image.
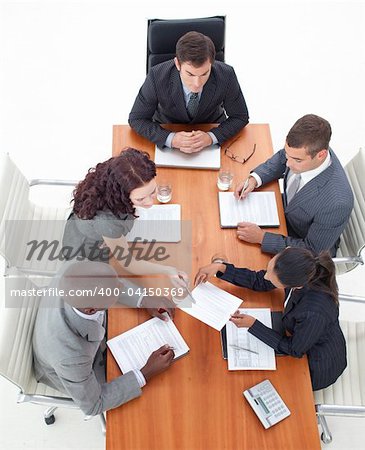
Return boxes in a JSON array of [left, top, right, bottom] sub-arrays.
[[187, 92, 199, 118], [286, 174, 301, 204]]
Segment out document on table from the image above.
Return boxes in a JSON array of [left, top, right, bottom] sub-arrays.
[[226, 308, 276, 370], [126, 204, 181, 242], [218, 192, 280, 228], [154, 144, 221, 170], [107, 316, 189, 374], [177, 281, 243, 331]]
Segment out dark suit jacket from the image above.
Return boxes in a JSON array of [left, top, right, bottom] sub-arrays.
[[218, 264, 347, 391], [253, 148, 354, 256], [128, 60, 249, 148]]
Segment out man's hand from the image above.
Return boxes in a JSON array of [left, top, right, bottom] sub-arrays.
[[141, 296, 175, 321], [194, 263, 226, 286], [234, 176, 257, 200], [230, 311, 256, 328], [140, 345, 175, 382], [172, 130, 213, 153], [237, 222, 265, 244]]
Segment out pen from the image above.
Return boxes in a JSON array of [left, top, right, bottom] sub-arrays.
[[229, 344, 259, 355], [178, 275, 196, 304], [239, 178, 250, 200]]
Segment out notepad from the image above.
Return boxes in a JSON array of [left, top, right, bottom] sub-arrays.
[[107, 316, 190, 374], [218, 192, 280, 228], [154, 144, 221, 169], [226, 308, 276, 370], [177, 282, 243, 331], [126, 204, 181, 242]]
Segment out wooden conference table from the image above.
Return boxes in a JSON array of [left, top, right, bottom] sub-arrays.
[[107, 124, 320, 450]]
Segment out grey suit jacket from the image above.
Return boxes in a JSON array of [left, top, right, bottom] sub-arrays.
[[253, 148, 354, 255], [128, 60, 249, 148], [32, 265, 142, 416]]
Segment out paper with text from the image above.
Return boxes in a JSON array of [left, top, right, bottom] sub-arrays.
[[218, 192, 280, 228], [227, 308, 276, 370], [155, 144, 221, 170], [126, 204, 181, 242], [107, 317, 189, 373], [177, 282, 243, 331]]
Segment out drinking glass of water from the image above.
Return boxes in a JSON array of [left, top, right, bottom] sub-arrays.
[[217, 170, 233, 191], [157, 183, 172, 203]]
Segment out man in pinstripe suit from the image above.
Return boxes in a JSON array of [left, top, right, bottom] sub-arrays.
[[129, 31, 249, 153], [234, 114, 354, 256]]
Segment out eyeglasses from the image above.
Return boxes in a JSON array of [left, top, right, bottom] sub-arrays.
[[224, 142, 256, 164]]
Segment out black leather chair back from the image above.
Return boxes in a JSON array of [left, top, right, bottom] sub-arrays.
[[146, 16, 226, 73]]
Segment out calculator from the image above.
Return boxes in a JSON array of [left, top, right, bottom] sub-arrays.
[[243, 380, 291, 429]]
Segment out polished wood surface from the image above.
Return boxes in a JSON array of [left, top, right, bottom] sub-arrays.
[[107, 124, 320, 450]]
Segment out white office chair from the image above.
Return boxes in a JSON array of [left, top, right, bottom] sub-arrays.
[[0, 273, 106, 433], [314, 294, 365, 444], [333, 147, 365, 275], [0, 152, 76, 283]]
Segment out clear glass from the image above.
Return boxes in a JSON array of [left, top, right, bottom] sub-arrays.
[[157, 183, 172, 203], [217, 170, 233, 191]]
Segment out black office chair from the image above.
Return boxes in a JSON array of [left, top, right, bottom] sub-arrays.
[[146, 16, 226, 73]]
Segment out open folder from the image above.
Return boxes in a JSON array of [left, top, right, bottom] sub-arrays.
[[154, 144, 221, 169], [218, 192, 280, 228], [107, 316, 189, 374]]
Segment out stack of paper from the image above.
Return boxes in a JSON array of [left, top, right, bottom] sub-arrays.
[[218, 192, 280, 228], [177, 281, 243, 331], [154, 144, 221, 170], [107, 316, 189, 373], [226, 308, 276, 370], [126, 204, 181, 242]]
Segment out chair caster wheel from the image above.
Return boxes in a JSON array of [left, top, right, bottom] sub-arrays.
[[321, 432, 332, 444], [45, 414, 56, 425]]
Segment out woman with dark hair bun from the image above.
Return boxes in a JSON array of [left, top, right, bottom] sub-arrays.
[[195, 247, 347, 391]]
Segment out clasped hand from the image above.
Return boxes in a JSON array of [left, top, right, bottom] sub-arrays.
[[172, 130, 212, 153]]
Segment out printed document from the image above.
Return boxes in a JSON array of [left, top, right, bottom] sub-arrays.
[[177, 282, 243, 331], [126, 204, 181, 242], [226, 308, 276, 370], [107, 316, 189, 373], [155, 144, 221, 170], [218, 192, 280, 228]]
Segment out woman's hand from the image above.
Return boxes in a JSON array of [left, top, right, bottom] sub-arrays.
[[194, 263, 226, 287], [230, 311, 256, 328]]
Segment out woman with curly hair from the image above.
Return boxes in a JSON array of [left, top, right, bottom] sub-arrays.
[[63, 148, 157, 262], [195, 247, 347, 391]]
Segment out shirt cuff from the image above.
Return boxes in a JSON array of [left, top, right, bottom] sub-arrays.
[[133, 369, 146, 388], [250, 172, 262, 188], [165, 132, 175, 148], [207, 131, 218, 145]]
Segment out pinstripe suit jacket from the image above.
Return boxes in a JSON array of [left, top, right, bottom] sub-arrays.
[[218, 264, 347, 391], [128, 60, 249, 148], [253, 148, 353, 256]]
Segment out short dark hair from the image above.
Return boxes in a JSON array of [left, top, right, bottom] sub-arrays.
[[274, 247, 338, 304], [286, 114, 332, 157], [176, 31, 215, 66]]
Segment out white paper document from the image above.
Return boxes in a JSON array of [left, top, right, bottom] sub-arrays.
[[107, 317, 189, 374], [177, 282, 243, 331], [155, 144, 221, 170], [126, 204, 181, 242], [218, 192, 280, 228], [226, 308, 276, 370]]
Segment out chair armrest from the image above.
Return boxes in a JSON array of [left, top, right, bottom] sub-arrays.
[[18, 393, 77, 408], [29, 179, 78, 187], [338, 293, 365, 304], [333, 256, 364, 265]]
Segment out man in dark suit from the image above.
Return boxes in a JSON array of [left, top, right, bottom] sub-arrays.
[[234, 114, 354, 256], [129, 31, 249, 153]]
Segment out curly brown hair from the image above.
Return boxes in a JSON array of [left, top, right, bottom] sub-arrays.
[[72, 148, 156, 219]]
